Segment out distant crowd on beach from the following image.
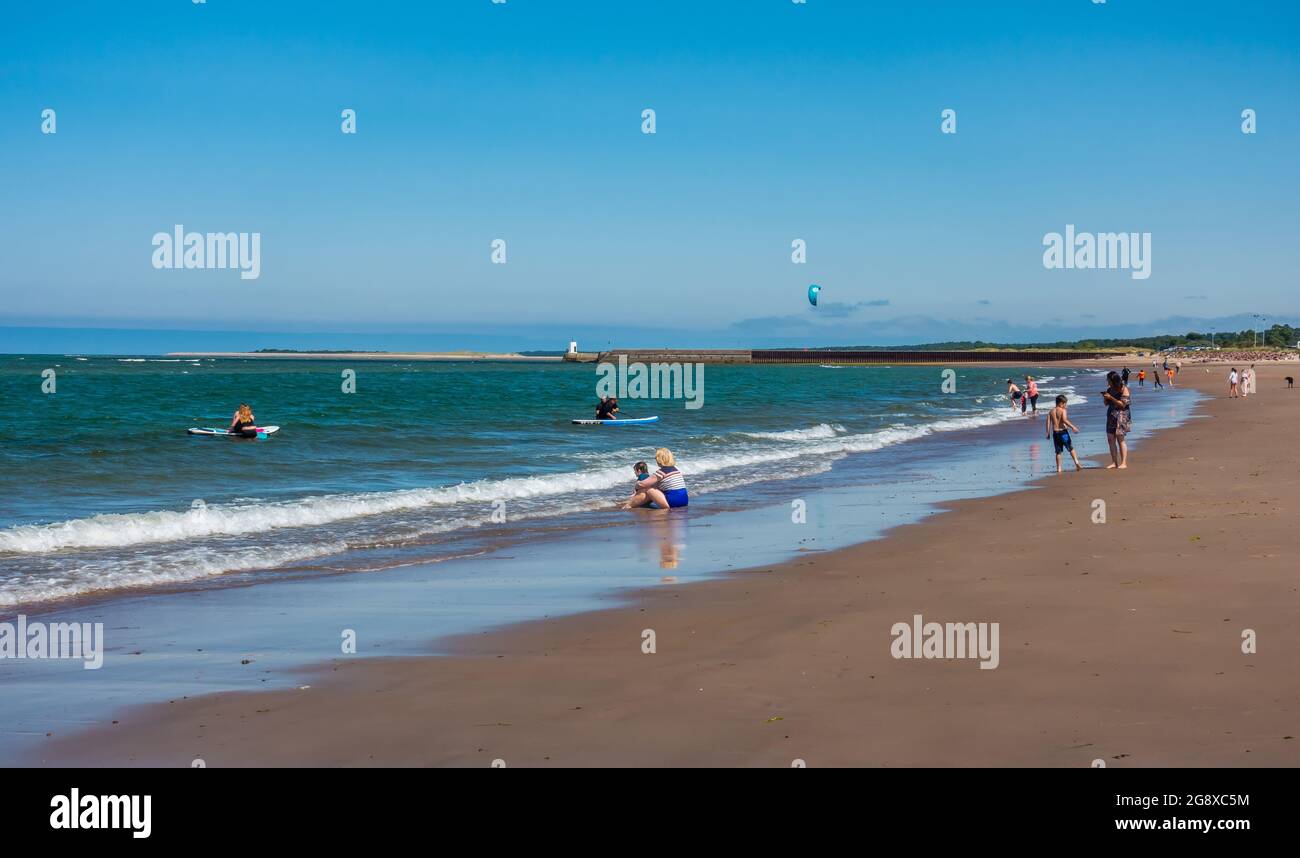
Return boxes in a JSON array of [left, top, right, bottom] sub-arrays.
[[1009, 357, 1291, 477], [1147, 350, 1298, 365]]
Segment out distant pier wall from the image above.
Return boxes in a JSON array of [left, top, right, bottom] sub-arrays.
[[592, 349, 752, 364], [752, 349, 1099, 364], [583, 349, 1099, 365]]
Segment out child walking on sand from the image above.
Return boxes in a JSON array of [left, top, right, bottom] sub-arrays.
[[1045, 395, 1082, 473]]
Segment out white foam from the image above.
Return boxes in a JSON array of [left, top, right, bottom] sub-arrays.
[[739, 423, 846, 441], [0, 474, 625, 554], [0, 541, 347, 606]]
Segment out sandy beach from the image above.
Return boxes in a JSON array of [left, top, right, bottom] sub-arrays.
[[29, 363, 1299, 767]]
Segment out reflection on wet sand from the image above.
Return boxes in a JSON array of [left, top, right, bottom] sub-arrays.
[[633, 510, 688, 571]]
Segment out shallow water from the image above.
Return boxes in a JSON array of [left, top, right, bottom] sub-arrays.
[[0, 360, 1199, 763], [2, 357, 1103, 607]]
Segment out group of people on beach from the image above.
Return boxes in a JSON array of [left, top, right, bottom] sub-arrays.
[[592, 395, 691, 509], [622, 448, 689, 510], [1122, 357, 1180, 390], [1005, 375, 1040, 414], [1009, 371, 1133, 472], [592, 398, 690, 509], [605, 361, 1152, 512], [609, 355, 1274, 513], [1227, 365, 1257, 398]]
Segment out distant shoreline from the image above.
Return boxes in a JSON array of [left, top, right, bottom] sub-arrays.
[[162, 348, 1300, 365], [165, 351, 564, 362]]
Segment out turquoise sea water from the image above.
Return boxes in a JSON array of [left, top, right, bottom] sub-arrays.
[[1, 356, 1137, 607], [0, 355, 1207, 762]]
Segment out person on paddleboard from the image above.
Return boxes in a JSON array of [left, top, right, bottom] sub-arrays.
[[229, 404, 259, 438], [595, 396, 620, 420]]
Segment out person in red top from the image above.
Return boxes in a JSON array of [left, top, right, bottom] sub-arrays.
[[1022, 375, 1040, 415]]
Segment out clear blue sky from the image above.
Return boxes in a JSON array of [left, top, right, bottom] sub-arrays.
[[2, 0, 1296, 349]]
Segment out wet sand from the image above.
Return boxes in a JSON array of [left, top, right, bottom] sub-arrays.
[[32, 364, 1299, 767]]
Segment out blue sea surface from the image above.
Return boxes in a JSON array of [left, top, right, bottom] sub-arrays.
[[0, 356, 1201, 763], [0, 357, 1129, 607]]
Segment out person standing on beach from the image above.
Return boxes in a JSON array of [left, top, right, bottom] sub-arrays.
[[1023, 375, 1040, 415], [1228, 368, 1239, 398], [1249, 363, 1258, 395], [1102, 371, 1131, 469], [1137, 369, 1146, 387], [1240, 366, 1250, 399], [1152, 367, 1163, 389], [1006, 379, 1023, 413], [1121, 366, 1130, 386], [1045, 394, 1082, 473]]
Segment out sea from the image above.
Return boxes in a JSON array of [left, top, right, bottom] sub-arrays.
[[0, 356, 1190, 608], [0, 355, 1203, 761]]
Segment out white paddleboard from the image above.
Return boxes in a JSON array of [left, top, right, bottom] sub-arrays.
[[188, 425, 280, 437], [571, 416, 659, 425]]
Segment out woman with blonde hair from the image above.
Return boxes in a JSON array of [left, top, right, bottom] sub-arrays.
[[624, 448, 689, 509], [1023, 375, 1040, 414], [228, 403, 258, 438]]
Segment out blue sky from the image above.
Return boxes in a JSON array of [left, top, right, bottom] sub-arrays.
[[2, 0, 1297, 350]]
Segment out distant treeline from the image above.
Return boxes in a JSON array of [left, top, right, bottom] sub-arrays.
[[254, 348, 386, 354], [833, 325, 1299, 353]]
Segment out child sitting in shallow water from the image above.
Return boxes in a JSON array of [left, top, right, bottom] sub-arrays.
[[624, 449, 690, 510]]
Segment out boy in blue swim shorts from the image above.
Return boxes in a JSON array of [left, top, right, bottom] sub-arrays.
[[1045, 394, 1082, 473]]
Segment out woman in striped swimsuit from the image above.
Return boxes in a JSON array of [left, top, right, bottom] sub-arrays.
[[624, 448, 689, 510]]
